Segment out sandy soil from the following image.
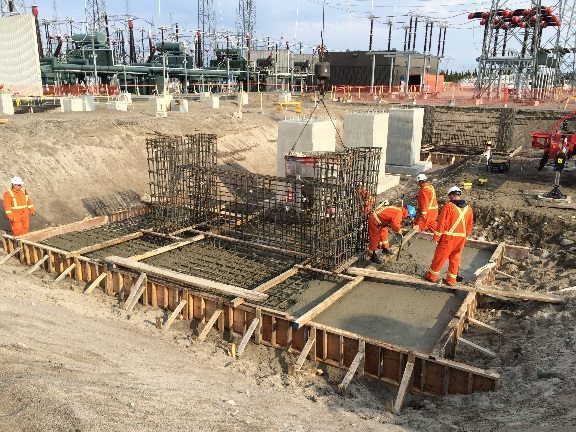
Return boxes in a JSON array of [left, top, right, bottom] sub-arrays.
[[1, 99, 576, 431]]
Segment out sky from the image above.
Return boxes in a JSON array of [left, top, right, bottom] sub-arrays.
[[25, 1, 505, 71]]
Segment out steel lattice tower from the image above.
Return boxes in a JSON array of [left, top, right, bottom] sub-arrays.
[[555, 0, 576, 88], [471, 0, 563, 100], [237, 0, 256, 48], [84, 0, 108, 34], [198, 0, 215, 63], [0, 0, 26, 15]]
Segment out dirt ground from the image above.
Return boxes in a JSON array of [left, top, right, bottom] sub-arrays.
[[1, 97, 576, 431]]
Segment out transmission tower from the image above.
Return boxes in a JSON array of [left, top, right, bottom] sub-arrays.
[[237, 0, 256, 48], [198, 0, 215, 65], [555, 0, 576, 89], [85, 0, 108, 35], [1, 0, 26, 15], [470, 0, 563, 100]]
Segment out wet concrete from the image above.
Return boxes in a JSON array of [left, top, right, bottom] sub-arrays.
[[314, 281, 467, 353], [41, 216, 154, 251], [85, 234, 174, 260], [143, 238, 299, 290], [254, 273, 347, 314], [384, 236, 493, 282]]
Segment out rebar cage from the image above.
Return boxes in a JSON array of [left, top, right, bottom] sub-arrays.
[[146, 134, 381, 269]]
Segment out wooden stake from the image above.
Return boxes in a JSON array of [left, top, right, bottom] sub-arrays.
[[54, 263, 77, 283], [289, 337, 316, 375], [468, 318, 503, 335], [347, 268, 565, 304], [293, 276, 364, 329], [124, 273, 148, 312], [392, 352, 415, 414], [84, 272, 108, 294], [0, 247, 21, 265], [337, 341, 366, 396], [197, 309, 223, 341], [162, 299, 188, 331], [503, 255, 520, 265], [237, 318, 260, 356], [26, 254, 49, 274], [496, 269, 517, 279], [458, 337, 497, 357]]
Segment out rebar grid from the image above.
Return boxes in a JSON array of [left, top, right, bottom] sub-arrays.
[[146, 135, 380, 270]]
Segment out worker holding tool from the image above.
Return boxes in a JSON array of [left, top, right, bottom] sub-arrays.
[[368, 203, 416, 264], [413, 174, 438, 233], [3, 176, 35, 236], [424, 186, 473, 286]]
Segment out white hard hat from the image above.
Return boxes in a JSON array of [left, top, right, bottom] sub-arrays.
[[447, 185, 462, 195], [416, 173, 427, 182], [11, 176, 23, 185]]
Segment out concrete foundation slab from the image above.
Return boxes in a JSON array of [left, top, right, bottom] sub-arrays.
[[385, 160, 432, 176], [238, 92, 249, 106], [203, 96, 219, 109], [279, 92, 292, 103], [0, 93, 14, 115], [171, 99, 189, 112], [150, 95, 171, 112], [277, 119, 336, 177], [81, 96, 96, 112], [106, 101, 128, 112], [377, 174, 400, 194], [314, 281, 466, 353], [386, 108, 424, 166], [61, 97, 84, 112]]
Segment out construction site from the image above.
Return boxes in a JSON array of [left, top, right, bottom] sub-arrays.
[[1, 2, 576, 432]]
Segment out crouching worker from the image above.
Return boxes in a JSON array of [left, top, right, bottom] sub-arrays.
[[368, 203, 416, 264], [424, 186, 473, 286]]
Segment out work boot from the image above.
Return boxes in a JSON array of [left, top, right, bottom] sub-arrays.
[[370, 253, 382, 264], [382, 248, 394, 255], [456, 275, 463, 283], [441, 278, 455, 287]]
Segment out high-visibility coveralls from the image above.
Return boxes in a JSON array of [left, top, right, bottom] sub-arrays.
[[368, 206, 406, 252], [3, 187, 34, 236], [414, 182, 438, 232], [357, 187, 375, 215], [424, 200, 473, 286]]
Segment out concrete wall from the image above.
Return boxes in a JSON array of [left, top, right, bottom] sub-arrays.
[[277, 119, 336, 177], [386, 108, 424, 166]]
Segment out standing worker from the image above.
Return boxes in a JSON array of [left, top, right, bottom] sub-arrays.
[[3, 176, 35, 236], [424, 186, 473, 286], [368, 203, 416, 264], [413, 174, 438, 233]]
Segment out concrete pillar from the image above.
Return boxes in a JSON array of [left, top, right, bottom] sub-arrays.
[[344, 111, 399, 193], [0, 94, 14, 115], [60, 97, 84, 112], [386, 108, 430, 175], [277, 119, 336, 177]]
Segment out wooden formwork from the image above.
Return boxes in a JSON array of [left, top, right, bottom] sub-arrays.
[[1, 215, 525, 397]]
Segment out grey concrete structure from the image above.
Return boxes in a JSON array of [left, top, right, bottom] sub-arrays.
[[276, 119, 336, 177], [386, 107, 425, 166]]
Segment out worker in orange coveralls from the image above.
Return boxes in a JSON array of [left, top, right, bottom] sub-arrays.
[[368, 203, 416, 264], [424, 186, 473, 286], [413, 173, 438, 233], [3, 176, 35, 236], [357, 187, 376, 215]]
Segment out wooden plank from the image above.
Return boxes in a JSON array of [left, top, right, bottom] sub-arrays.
[[19, 216, 107, 243], [84, 272, 108, 294], [128, 236, 203, 261], [458, 337, 497, 358], [294, 264, 356, 280], [347, 268, 565, 304], [124, 273, 148, 312], [290, 337, 316, 374], [293, 276, 364, 329], [0, 247, 21, 265], [231, 266, 300, 308], [338, 341, 366, 396], [255, 308, 262, 344], [468, 318, 503, 335], [503, 255, 520, 265], [162, 299, 188, 331], [106, 256, 268, 302], [392, 352, 415, 414], [237, 318, 260, 356], [26, 254, 49, 274], [53, 263, 76, 283], [198, 309, 223, 341], [66, 232, 143, 257]]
